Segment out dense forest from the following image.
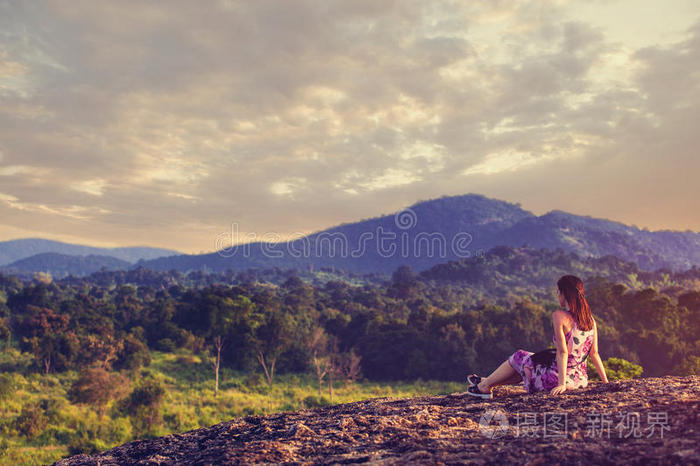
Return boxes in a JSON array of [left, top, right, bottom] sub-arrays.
[[2, 245, 698, 381], [0, 245, 698, 462]]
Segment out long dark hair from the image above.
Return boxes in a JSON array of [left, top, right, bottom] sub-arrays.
[[557, 275, 594, 331]]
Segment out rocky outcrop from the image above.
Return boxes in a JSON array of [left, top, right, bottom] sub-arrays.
[[55, 376, 699, 465]]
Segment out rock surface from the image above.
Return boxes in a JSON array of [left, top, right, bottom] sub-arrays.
[[55, 376, 699, 465]]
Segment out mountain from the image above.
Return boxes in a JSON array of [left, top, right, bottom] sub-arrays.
[[137, 193, 535, 274], [137, 193, 700, 274], [1, 253, 132, 278], [0, 238, 180, 266], [54, 375, 699, 465], [491, 210, 700, 271]]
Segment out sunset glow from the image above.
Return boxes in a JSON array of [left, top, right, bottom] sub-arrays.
[[1, 0, 699, 252]]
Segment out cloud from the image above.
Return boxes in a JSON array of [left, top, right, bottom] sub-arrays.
[[0, 0, 698, 252]]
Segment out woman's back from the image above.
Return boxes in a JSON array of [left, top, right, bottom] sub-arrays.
[[556, 310, 595, 381]]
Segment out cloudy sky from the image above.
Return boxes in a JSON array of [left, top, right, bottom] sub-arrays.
[[1, 0, 699, 254]]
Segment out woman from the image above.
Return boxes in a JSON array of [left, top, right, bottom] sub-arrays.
[[466, 275, 609, 399]]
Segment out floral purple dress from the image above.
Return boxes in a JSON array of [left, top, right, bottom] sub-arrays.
[[508, 311, 595, 393]]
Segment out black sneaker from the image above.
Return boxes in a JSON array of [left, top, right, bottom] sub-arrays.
[[466, 383, 493, 399], [467, 374, 481, 387]]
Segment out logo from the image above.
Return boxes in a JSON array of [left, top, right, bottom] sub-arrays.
[[479, 408, 510, 439], [394, 207, 418, 230]]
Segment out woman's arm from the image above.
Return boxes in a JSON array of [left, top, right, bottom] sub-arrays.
[[589, 320, 609, 383], [551, 311, 569, 395]]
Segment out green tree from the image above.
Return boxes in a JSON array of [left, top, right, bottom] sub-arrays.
[[389, 265, 420, 300], [26, 332, 80, 374], [115, 333, 151, 371], [252, 308, 293, 386], [305, 326, 330, 396], [211, 335, 225, 397]]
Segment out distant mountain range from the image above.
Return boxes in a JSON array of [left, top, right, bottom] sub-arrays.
[[0, 238, 180, 266], [1, 253, 132, 279], [2, 193, 698, 278], [0, 238, 180, 274], [137, 193, 700, 274]]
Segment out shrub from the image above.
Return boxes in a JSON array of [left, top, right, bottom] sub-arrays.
[[590, 357, 643, 381], [68, 436, 107, 456], [176, 354, 198, 365], [37, 425, 75, 445], [14, 403, 47, 439], [106, 417, 133, 444], [302, 395, 329, 408], [125, 379, 165, 410], [39, 397, 65, 424], [673, 355, 700, 375], [0, 373, 13, 400], [246, 372, 264, 388], [115, 335, 151, 371], [156, 338, 177, 352], [0, 318, 10, 345], [68, 367, 130, 417], [119, 378, 165, 436]]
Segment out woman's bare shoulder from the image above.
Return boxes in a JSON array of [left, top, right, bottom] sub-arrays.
[[552, 310, 574, 330], [552, 309, 574, 322]]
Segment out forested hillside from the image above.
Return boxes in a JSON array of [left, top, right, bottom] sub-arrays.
[[2, 245, 698, 381]]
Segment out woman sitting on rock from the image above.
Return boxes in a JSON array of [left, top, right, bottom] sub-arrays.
[[466, 274, 609, 399]]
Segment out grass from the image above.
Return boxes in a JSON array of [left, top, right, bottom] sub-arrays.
[[0, 349, 463, 465]]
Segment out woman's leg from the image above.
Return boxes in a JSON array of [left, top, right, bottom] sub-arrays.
[[478, 359, 523, 392]]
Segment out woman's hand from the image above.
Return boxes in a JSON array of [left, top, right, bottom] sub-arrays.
[[550, 384, 567, 395]]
